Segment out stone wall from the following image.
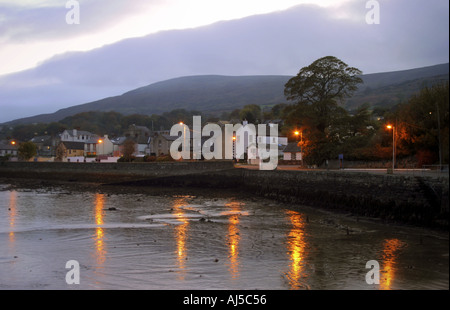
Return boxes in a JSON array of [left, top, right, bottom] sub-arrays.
[[130, 168, 449, 229], [0, 160, 234, 182]]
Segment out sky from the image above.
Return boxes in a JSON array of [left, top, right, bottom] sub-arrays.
[[0, 0, 448, 123], [0, 0, 348, 76]]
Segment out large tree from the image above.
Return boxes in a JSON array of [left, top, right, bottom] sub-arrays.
[[283, 56, 363, 164]]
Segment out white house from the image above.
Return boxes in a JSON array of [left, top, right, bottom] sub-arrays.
[[283, 142, 302, 161], [61, 129, 97, 142], [95, 135, 114, 156]]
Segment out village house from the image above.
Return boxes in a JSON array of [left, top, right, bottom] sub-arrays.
[[59, 129, 114, 157], [151, 132, 177, 156], [111, 136, 151, 157], [30, 135, 55, 157], [56, 141, 85, 161], [0, 141, 18, 158], [125, 124, 151, 140], [60, 129, 97, 142], [282, 142, 303, 162], [203, 120, 286, 164], [96, 135, 114, 156]]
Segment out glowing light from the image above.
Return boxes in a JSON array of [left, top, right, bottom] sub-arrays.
[[285, 210, 308, 289], [226, 201, 242, 279], [94, 194, 106, 265], [172, 197, 189, 280], [380, 239, 405, 290]]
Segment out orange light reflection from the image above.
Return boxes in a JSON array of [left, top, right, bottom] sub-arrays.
[[285, 210, 307, 289], [380, 238, 404, 290], [94, 193, 106, 265], [8, 191, 17, 243], [226, 201, 241, 279], [172, 197, 189, 280]]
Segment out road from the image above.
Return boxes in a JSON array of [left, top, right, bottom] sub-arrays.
[[236, 164, 449, 178]]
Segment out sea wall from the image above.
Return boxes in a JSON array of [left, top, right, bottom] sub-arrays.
[[0, 161, 448, 228], [0, 160, 235, 183], [129, 168, 449, 229]]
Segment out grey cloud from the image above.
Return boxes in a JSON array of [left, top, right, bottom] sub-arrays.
[[0, 0, 160, 43]]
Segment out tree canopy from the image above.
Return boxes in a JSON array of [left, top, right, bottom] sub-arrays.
[[283, 56, 365, 165]]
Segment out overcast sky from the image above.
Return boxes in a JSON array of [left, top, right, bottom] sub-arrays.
[[0, 0, 448, 123], [0, 0, 347, 76]]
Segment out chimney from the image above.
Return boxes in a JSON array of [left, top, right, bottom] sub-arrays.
[[73, 129, 77, 137]]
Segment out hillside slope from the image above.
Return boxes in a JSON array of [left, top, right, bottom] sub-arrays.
[[3, 63, 448, 126]]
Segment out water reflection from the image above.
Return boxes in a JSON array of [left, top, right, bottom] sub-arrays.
[[380, 238, 404, 290], [172, 197, 189, 280], [226, 201, 241, 279], [285, 210, 308, 289], [94, 194, 106, 265], [8, 190, 17, 243]]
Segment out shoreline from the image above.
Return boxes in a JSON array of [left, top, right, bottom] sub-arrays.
[[0, 161, 448, 230], [1, 175, 448, 236]]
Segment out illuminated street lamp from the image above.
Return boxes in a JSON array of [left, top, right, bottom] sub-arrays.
[[386, 124, 395, 172], [293, 130, 302, 143], [97, 139, 103, 156], [293, 130, 303, 167]]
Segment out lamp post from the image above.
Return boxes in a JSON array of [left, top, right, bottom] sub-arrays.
[[294, 130, 303, 167], [97, 139, 103, 156], [386, 125, 395, 172]]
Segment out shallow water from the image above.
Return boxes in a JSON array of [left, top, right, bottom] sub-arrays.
[[0, 183, 448, 290]]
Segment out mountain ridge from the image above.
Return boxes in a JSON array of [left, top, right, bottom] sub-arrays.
[[2, 63, 448, 126]]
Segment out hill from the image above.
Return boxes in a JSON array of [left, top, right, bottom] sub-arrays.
[[2, 63, 448, 126]]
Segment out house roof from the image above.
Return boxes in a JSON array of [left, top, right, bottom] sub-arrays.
[[30, 135, 53, 146], [64, 129, 94, 137], [111, 136, 128, 145], [283, 142, 302, 153], [60, 141, 85, 150], [159, 134, 178, 141], [0, 141, 18, 150]]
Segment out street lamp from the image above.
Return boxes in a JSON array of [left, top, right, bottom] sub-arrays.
[[293, 130, 303, 167], [386, 124, 395, 172], [97, 139, 103, 156]]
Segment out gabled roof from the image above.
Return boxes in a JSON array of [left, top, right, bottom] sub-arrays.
[[111, 136, 128, 145], [283, 142, 302, 153], [159, 134, 178, 141], [63, 129, 94, 137], [59, 141, 85, 150], [0, 141, 18, 150]]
